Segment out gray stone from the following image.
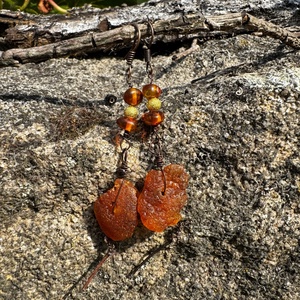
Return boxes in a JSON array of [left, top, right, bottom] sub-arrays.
[[0, 2, 300, 300]]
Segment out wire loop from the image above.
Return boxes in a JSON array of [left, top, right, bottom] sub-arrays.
[[125, 23, 141, 87]]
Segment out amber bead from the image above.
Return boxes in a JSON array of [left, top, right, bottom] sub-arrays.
[[94, 179, 138, 241], [117, 116, 137, 132], [137, 164, 189, 232], [142, 111, 164, 126], [123, 88, 143, 106], [142, 84, 162, 100]]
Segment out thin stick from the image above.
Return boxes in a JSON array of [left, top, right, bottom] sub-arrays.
[[82, 251, 112, 290], [161, 168, 167, 196], [1, 12, 299, 66], [241, 12, 300, 50]]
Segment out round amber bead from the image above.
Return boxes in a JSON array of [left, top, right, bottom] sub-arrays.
[[142, 84, 162, 100], [123, 88, 143, 106], [142, 111, 165, 126], [117, 116, 137, 132]]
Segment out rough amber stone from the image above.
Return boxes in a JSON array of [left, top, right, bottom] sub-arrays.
[[141, 111, 164, 126], [123, 88, 143, 106], [137, 164, 189, 232], [117, 116, 137, 132], [94, 179, 138, 241], [142, 84, 162, 100]]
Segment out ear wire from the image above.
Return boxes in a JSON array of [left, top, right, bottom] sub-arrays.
[[125, 23, 141, 87]]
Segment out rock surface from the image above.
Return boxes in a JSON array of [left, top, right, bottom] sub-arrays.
[[0, 1, 300, 299]]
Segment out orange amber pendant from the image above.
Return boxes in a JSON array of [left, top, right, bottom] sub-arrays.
[[117, 116, 137, 132], [142, 84, 162, 100], [94, 179, 138, 241], [137, 164, 189, 232], [141, 111, 165, 126], [123, 88, 143, 106]]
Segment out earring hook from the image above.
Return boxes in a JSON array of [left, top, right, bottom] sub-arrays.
[[125, 23, 141, 87], [143, 21, 155, 83], [145, 20, 154, 48]]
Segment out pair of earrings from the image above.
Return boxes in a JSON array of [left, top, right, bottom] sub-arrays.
[[83, 22, 189, 289]]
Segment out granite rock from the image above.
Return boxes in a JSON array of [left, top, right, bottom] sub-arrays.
[[0, 2, 300, 299]]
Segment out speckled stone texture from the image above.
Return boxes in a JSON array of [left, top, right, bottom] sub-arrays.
[[1, 2, 300, 300]]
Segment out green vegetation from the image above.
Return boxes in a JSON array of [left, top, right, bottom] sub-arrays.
[[0, 0, 148, 14]]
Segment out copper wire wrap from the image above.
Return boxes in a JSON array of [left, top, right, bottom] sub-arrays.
[[143, 21, 154, 83], [125, 23, 141, 87]]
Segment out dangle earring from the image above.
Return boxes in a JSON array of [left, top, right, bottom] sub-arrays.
[[82, 24, 142, 289], [137, 21, 189, 232], [93, 23, 143, 243]]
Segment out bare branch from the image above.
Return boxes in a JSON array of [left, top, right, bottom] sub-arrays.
[[0, 10, 299, 67], [241, 13, 300, 49]]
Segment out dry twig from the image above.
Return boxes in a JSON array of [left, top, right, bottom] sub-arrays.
[[0, 11, 299, 67]]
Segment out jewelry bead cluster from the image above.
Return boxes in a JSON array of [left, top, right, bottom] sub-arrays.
[[117, 83, 164, 132]]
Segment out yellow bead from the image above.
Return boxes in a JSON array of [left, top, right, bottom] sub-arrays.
[[124, 106, 139, 118], [146, 98, 162, 111]]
